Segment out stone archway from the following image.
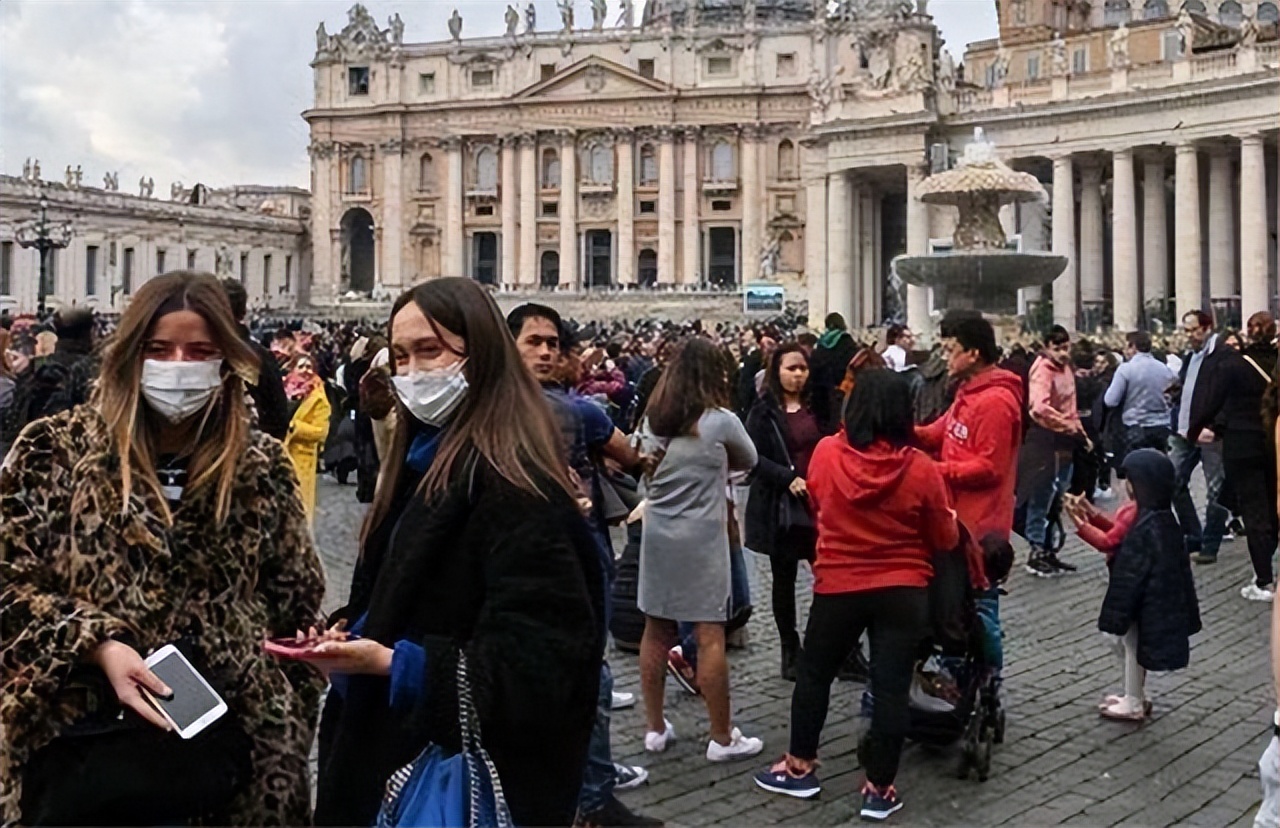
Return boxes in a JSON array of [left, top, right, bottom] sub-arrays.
[[340, 207, 375, 294]]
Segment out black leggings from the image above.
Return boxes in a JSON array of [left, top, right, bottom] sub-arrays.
[[770, 531, 815, 646], [788, 587, 927, 787], [1224, 446, 1277, 588]]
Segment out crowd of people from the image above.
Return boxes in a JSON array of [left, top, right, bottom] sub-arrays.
[[0, 271, 1274, 826]]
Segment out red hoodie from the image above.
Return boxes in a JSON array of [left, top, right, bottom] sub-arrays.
[[807, 437, 960, 595], [915, 366, 1024, 542]]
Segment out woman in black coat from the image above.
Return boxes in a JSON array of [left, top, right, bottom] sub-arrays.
[[1098, 449, 1201, 721], [302, 279, 605, 827], [745, 343, 827, 681]]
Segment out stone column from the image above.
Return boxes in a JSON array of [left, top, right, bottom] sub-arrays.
[[658, 129, 677, 285], [857, 185, 874, 326], [804, 171, 827, 321], [1112, 148, 1140, 331], [444, 138, 465, 277], [308, 146, 334, 304], [501, 137, 518, 288], [1174, 141, 1202, 319], [682, 129, 701, 285], [826, 171, 854, 326], [559, 131, 579, 288], [905, 163, 930, 333], [1051, 154, 1078, 330], [518, 134, 538, 286], [1079, 162, 1105, 326], [741, 126, 762, 285], [1240, 133, 1268, 320], [380, 141, 404, 291], [1142, 153, 1168, 311], [616, 130, 636, 286], [1207, 145, 1236, 304]]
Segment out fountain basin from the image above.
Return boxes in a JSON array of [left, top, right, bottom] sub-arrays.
[[893, 250, 1068, 314]]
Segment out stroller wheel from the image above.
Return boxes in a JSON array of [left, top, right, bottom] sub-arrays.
[[976, 737, 992, 782], [956, 740, 974, 780], [993, 708, 1007, 745]]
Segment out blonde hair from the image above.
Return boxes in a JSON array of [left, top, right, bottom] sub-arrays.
[[93, 271, 259, 524]]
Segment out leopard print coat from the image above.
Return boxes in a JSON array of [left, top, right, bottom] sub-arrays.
[[0, 406, 326, 826]]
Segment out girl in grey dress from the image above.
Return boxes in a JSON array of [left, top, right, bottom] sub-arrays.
[[635, 338, 764, 764]]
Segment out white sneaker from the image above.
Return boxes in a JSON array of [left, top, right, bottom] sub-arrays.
[[644, 719, 675, 753], [1242, 584, 1276, 602], [611, 690, 636, 710], [706, 727, 764, 762]]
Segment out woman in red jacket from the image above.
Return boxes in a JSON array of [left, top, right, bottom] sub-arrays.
[[753, 370, 959, 823]]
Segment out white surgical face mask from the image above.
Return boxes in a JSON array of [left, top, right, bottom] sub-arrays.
[[392, 362, 468, 427], [140, 359, 224, 424]]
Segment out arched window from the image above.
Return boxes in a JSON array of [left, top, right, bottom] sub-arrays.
[[586, 144, 613, 185], [777, 140, 797, 180], [639, 144, 658, 186], [1217, 0, 1242, 25], [541, 148, 560, 189], [1104, 0, 1130, 24], [710, 141, 734, 181], [1259, 1, 1280, 22], [418, 153, 436, 192], [540, 250, 560, 287], [475, 146, 498, 192], [348, 155, 367, 194], [1181, 0, 1206, 13], [1143, 0, 1169, 19]]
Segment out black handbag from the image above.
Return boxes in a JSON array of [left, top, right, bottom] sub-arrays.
[[769, 419, 814, 533]]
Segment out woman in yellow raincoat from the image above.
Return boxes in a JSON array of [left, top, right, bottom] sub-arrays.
[[283, 353, 331, 522]]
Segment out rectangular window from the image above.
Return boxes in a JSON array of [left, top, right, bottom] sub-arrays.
[[639, 200, 656, 214], [638, 58, 655, 79], [86, 245, 99, 296], [472, 68, 494, 88], [540, 63, 557, 81], [187, 249, 197, 270], [475, 205, 494, 217], [0, 242, 11, 296], [156, 248, 166, 275], [542, 201, 558, 217], [1162, 29, 1183, 61], [1072, 47, 1088, 74], [711, 200, 732, 212], [706, 56, 733, 76], [1027, 54, 1041, 80], [263, 254, 273, 296], [776, 53, 797, 77], [240, 253, 249, 283], [123, 247, 135, 295], [419, 72, 435, 94], [348, 66, 370, 96], [285, 255, 293, 292]]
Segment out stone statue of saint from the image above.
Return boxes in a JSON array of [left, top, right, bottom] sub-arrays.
[[32, 159, 40, 180], [388, 13, 404, 47], [591, 0, 607, 30], [525, 2, 537, 33], [103, 171, 118, 191], [1240, 14, 1259, 49], [65, 165, 75, 187], [171, 181, 184, 200], [505, 5, 520, 36], [938, 48, 956, 91], [991, 47, 1011, 87], [759, 236, 781, 280], [558, 0, 575, 33], [74, 165, 82, 186], [1050, 36, 1068, 77], [616, 0, 634, 28], [1177, 8, 1194, 57], [1108, 23, 1130, 70], [22, 158, 31, 180], [448, 9, 463, 42]]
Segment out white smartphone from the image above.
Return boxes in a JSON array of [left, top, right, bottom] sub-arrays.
[[142, 644, 229, 740]]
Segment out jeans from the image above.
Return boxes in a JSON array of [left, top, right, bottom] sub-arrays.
[[975, 590, 1003, 670], [1224, 444, 1278, 587], [578, 661, 615, 813], [1169, 435, 1229, 557], [1120, 425, 1171, 474], [788, 588, 927, 787], [1026, 453, 1073, 549], [1257, 736, 1280, 828], [678, 542, 752, 671]]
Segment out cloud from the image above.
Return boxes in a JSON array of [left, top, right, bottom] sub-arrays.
[[0, 0, 996, 193]]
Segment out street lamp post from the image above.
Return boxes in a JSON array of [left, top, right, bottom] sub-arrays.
[[15, 194, 73, 319]]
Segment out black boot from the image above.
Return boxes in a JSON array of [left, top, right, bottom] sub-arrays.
[[780, 636, 799, 682]]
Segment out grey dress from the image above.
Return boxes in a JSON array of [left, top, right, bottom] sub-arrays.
[[637, 408, 758, 622]]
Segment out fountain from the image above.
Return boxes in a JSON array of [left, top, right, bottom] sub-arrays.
[[892, 129, 1067, 316]]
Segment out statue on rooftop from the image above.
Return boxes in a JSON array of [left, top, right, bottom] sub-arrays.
[[448, 9, 463, 42], [591, 0, 607, 30], [505, 5, 520, 36], [526, 2, 537, 33]]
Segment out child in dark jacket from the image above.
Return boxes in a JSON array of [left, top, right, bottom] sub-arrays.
[[1096, 449, 1202, 721]]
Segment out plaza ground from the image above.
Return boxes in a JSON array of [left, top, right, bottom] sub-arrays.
[[314, 476, 1271, 827]]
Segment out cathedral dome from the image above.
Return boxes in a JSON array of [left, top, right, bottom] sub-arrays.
[[641, 0, 815, 28]]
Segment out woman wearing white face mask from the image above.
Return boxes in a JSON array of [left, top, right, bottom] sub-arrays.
[[306, 278, 605, 828], [0, 271, 326, 826]]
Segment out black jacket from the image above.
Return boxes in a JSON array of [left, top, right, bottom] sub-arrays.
[[1188, 343, 1276, 457], [315, 453, 605, 827], [240, 325, 290, 440], [736, 349, 764, 419], [1175, 335, 1230, 434], [1099, 450, 1201, 671], [810, 333, 858, 432], [743, 396, 823, 558]]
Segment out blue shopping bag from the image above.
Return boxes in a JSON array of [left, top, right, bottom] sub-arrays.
[[377, 653, 514, 828]]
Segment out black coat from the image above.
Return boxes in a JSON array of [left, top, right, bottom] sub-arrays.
[[315, 453, 605, 827], [736, 349, 764, 419], [1098, 450, 1202, 671], [743, 397, 822, 559], [810, 334, 858, 432], [1188, 343, 1277, 457], [240, 325, 290, 440]]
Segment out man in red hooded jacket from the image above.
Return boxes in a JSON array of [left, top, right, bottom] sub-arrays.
[[914, 312, 1024, 544]]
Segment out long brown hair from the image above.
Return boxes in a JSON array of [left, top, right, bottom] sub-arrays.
[[645, 337, 732, 438], [361, 278, 573, 547], [94, 271, 258, 524]]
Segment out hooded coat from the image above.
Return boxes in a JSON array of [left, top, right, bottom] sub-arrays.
[[1098, 449, 1202, 672], [806, 436, 960, 595]]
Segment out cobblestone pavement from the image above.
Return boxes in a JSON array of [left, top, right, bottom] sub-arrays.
[[313, 476, 1272, 827]]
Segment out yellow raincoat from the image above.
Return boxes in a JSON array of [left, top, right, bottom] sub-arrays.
[[284, 382, 331, 523]]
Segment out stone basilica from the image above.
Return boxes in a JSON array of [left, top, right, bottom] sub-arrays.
[[307, 0, 1279, 331]]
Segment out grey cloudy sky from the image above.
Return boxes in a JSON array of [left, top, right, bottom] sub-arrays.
[[0, 0, 997, 192]]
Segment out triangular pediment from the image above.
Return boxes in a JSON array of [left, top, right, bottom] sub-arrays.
[[514, 56, 672, 100]]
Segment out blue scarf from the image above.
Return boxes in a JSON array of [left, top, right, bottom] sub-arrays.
[[406, 426, 444, 473]]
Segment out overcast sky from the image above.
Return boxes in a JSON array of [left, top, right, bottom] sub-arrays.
[[0, 0, 997, 192]]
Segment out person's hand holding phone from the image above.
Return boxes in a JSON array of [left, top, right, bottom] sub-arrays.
[[300, 639, 394, 678], [90, 640, 173, 731]]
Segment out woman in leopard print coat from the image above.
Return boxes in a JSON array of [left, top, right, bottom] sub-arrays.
[[0, 272, 325, 826]]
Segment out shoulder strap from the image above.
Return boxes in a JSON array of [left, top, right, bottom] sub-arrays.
[[1242, 355, 1271, 383], [768, 416, 794, 470]]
